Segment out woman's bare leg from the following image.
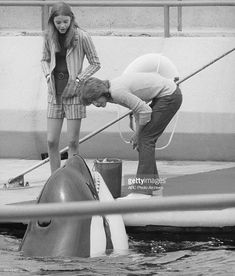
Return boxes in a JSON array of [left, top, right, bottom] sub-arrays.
[[67, 119, 82, 158], [47, 118, 64, 173]]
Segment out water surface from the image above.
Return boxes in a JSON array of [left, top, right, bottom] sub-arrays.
[[1, 225, 235, 276]]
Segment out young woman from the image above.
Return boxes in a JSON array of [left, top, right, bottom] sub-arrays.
[[81, 73, 182, 194], [41, 2, 101, 173]]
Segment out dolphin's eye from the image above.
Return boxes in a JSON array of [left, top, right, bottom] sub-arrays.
[[37, 219, 51, 227]]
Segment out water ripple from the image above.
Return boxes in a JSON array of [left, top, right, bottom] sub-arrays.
[[1, 230, 235, 276]]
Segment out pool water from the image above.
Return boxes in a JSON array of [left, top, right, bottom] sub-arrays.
[[1, 225, 235, 276]]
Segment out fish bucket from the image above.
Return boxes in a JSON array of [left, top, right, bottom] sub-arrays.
[[94, 158, 122, 198]]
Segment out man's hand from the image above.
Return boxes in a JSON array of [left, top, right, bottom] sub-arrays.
[[129, 113, 135, 131], [130, 132, 139, 151]]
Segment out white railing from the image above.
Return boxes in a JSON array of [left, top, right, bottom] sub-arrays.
[[1, 194, 235, 221], [0, 1, 234, 36]]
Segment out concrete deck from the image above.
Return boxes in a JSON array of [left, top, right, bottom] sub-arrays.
[[1, 158, 235, 206]]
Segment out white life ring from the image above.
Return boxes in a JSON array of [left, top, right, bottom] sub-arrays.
[[123, 53, 179, 81]]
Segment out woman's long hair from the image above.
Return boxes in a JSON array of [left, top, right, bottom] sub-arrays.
[[46, 2, 79, 51]]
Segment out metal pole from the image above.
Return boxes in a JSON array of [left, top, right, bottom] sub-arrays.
[[0, 193, 235, 221], [177, 47, 235, 85], [41, 2, 49, 31], [0, 1, 235, 7], [164, 5, 170, 37], [177, 0, 182, 32], [6, 47, 235, 184], [7, 110, 132, 184]]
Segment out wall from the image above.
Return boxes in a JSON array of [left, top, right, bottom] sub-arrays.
[[0, 35, 235, 160]]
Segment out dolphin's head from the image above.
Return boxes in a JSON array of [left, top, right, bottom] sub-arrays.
[[19, 155, 106, 257]]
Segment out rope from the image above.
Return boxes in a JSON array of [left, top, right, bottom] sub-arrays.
[[155, 113, 179, 150]]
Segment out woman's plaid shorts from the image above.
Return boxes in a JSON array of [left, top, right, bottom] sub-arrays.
[[47, 102, 86, 119]]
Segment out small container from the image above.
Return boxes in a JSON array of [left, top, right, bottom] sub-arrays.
[[94, 158, 122, 198]]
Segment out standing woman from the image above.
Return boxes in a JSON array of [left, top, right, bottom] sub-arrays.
[[41, 2, 101, 173]]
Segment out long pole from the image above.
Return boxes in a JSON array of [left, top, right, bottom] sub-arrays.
[[7, 47, 235, 184], [1, 194, 235, 221], [8, 110, 132, 184], [177, 47, 235, 85]]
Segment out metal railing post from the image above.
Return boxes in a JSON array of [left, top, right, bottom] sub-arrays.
[[41, 2, 49, 30], [164, 5, 170, 37], [177, 0, 182, 31]]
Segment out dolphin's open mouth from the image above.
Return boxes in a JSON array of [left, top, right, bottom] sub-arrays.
[[19, 155, 128, 257]]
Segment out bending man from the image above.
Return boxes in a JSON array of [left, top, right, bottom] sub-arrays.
[[81, 72, 182, 194]]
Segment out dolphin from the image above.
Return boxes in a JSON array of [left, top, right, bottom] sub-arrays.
[[19, 155, 128, 257]]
